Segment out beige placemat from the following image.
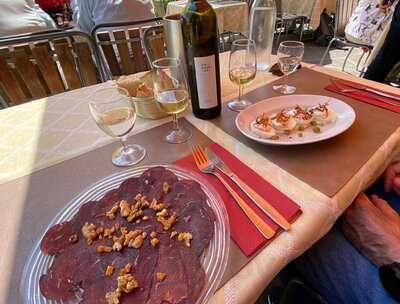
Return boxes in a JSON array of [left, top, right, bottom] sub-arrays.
[[211, 67, 400, 197], [5, 120, 251, 303]]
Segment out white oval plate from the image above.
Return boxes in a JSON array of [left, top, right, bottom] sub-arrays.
[[235, 94, 356, 146]]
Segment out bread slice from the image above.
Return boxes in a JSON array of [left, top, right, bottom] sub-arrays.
[[136, 83, 154, 97], [116, 75, 141, 97]]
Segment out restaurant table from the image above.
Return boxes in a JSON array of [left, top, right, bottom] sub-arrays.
[[166, 0, 249, 34], [1, 53, 400, 304]]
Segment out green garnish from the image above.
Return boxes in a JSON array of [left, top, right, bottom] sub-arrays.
[[313, 127, 321, 133], [310, 120, 318, 126], [298, 125, 305, 131]]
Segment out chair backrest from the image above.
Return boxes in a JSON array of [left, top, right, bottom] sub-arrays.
[[142, 25, 167, 68], [335, 0, 359, 36], [91, 18, 166, 79], [0, 30, 103, 107]]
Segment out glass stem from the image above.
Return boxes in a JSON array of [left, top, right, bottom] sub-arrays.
[[283, 72, 289, 88], [238, 84, 243, 103], [120, 136, 128, 152], [172, 114, 179, 131]]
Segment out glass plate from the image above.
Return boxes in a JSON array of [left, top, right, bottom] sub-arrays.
[[21, 165, 230, 304]]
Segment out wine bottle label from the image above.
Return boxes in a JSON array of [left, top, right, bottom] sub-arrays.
[[194, 55, 218, 109]]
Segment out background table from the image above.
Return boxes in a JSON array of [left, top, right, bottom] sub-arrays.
[[166, 0, 249, 34], [1, 54, 400, 304]]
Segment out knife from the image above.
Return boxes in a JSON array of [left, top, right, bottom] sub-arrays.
[[205, 148, 291, 231], [336, 80, 400, 103]]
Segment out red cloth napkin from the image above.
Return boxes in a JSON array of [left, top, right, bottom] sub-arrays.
[[325, 80, 400, 114], [174, 143, 302, 257]]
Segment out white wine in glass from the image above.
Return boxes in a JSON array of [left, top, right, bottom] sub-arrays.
[[228, 39, 257, 112], [89, 87, 146, 167], [97, 107, 136, 138], [156, 89, 189, 115], [273, 41, 304, 95], [153, 57, 191, 144], [229, 67, 256, 86]]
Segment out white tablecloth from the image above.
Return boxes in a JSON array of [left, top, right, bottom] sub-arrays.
[[0, 55, 399, 303]]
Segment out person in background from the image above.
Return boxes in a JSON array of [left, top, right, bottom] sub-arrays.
[[36, 0, 69, 14], [0, 0, 56, 37], [294, 161, 400, 303], [70, 0, 155, 34], [364, 0, 400, 82], [345, 0, 398, 46]]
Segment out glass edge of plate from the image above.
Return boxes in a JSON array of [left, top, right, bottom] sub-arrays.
[[20, 164, 230, 304]]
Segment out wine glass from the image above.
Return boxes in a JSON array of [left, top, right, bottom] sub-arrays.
[[152, 57, 191, 144], [228, 39, 257, 112], [89, 86, 146, 167], [273, 41, 304, 95]]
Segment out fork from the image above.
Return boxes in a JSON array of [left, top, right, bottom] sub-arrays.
[[192, 145, 275, 239], [329, 79, 400, 107]]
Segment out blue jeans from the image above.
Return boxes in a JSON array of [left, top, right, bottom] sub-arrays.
[[293, 182, 400, 304]]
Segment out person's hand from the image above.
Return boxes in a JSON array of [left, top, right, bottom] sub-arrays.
[[342, 193, 400, 266], [384, 162, 400, 196]]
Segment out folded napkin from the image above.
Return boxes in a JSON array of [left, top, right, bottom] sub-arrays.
[[325, 80, 400, 114], [174, 143, 302, 257]]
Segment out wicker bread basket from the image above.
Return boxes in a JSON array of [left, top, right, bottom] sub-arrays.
[[116, 72, 167, 120]]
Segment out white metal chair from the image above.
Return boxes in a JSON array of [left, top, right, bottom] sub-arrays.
[[319, 0, 373, 75]]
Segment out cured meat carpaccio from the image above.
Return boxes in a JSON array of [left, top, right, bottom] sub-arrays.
[[39, 167, 216, 304]]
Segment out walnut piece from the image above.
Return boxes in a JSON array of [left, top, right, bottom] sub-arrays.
[[150, 199, 165, 212], [104, 226, 116, 238], [82, 223, 97, 245], [68, 234, 78, 243], [156, 208, 168, 218], [150, 238, 160, 247], [127, 209, 144, 223], [106, 204, 119, 220], [105, 290, 121, 304], [123, 229, 141, 246], [157, 213, 177, 231], [105, 271, 139, 303], [105, 265, 114, 277], [112, 241, 123, 252], [150, 231, 157, 238], [131, 235, 144, 249], [97, 245, 113, 253], [178, 232, 193, 247], [119, 200, 131, 217], [120, 263, 133, 275], [118, 273, 139, 293], [156, 272, 167, 282]]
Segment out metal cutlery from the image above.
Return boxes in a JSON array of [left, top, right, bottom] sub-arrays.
[[338, 80, 400, 102], [191, 145, 275, 239], [205, 148, 291, 231], [329, 79, 400, 107]]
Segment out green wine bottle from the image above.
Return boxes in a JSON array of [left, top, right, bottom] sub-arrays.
[[181, 0, 222, 120]]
